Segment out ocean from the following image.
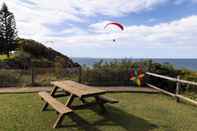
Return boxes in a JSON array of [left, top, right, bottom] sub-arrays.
[[72, 58, 197, 71]]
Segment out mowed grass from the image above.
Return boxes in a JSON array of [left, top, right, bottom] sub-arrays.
[[0, 54, 15, 61], [0, 93, 196, 131]]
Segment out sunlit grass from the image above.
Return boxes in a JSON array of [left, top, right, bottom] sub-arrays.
[[0, 93, 196, 131], [0, 54, 15, 61]]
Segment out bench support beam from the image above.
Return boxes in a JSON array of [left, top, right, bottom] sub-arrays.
[[66, 94, 75, 107]]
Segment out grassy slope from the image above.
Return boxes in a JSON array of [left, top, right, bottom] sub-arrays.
[[0, 93, 196, 131]]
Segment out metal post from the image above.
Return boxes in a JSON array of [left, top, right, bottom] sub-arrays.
[[176, 75, 180, 102]]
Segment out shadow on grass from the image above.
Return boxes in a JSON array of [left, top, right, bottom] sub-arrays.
[[61, 105, 158, 131], [93, 105, 158, 130], [63, 113, 102, 131]]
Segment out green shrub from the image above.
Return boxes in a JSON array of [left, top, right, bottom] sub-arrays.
[[0, 69, 20, 86], [80, 59, 181, 88], [81, 59, 139, 86]]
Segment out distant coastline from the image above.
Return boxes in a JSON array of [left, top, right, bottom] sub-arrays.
[[72, 57, 197, 71]]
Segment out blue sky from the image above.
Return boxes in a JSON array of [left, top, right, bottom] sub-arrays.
[[3, 0, 197, 58]]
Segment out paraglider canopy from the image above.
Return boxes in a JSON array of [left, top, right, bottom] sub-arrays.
[[104, 22, 124, 42], [104, 22, 124, 31]]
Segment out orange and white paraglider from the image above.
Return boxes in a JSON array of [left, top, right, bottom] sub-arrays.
[[104, 22, 124, 42]]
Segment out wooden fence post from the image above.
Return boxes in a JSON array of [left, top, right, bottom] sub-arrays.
[[176, 75, 180, 102], [86, 68, 89, 83], [78, 66, 82, 83], [30, 59, 35, 85]]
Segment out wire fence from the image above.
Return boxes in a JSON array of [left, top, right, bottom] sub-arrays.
[[1, 67, 197, 102], [0, 67, 80, 87], [0, 67, 143, 87]]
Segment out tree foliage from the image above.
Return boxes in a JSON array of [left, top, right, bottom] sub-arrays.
[[0, 3, 17, 57]]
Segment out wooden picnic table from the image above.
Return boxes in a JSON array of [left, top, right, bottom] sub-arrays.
[[38, 80, 118, 128], [51, 80, 106, 98]]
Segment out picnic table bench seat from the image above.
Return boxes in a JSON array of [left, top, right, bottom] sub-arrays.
[[38, 92, 72, 128], [38, 92, 72, 114]]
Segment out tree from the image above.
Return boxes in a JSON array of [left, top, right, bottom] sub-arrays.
[[0, 2, 17, 57]]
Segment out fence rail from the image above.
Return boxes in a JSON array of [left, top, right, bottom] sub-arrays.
[[146, 72, 197, 86], [146, 72, 197, 106]]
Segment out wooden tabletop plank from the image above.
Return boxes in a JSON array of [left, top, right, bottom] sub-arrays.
[[51, 80, 106, 98]]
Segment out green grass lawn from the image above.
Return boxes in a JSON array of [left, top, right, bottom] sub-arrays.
[[0, 93, 196, 131], [0, 54, 15, 61]]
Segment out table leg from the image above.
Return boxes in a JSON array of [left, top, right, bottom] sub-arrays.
[[50, 86, 58, 96], [41, 86, 58, 111], [65, 94, 75, 107], [80, 98, 86, 104], [53, 113, 65, 128]]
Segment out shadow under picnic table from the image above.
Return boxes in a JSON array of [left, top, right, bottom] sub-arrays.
[[60, 105, 158, 131], [92, 105, 158, 131]]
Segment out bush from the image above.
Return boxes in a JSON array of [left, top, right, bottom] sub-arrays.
[[81, 59, 141, 86], [0, 69, 20, 86], [80, 59, 189, 92], [14, 51, 31, 69]]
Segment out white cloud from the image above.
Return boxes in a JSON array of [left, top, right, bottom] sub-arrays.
[[1, 0, 197, 57], [52, 15, 197, 49], [2, 0, 84, 41], [88, 20, 113, 33], [0, 0, 170, 42], [70, 0, 168, 16]]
